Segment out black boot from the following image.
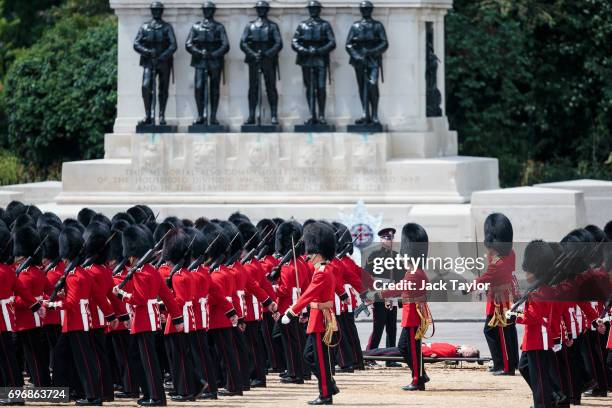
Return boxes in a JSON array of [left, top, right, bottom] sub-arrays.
[[308, 396, 333, 405]]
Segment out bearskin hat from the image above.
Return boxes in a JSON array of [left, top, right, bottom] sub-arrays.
[[154, 221, 176, 243], [195, 217, 210, 231], [39, 226, 60, 261], [122, 224, 153, 258], [24, 205, 42, 222], [237, 221, 259, 251], [108, 223, 127, 262], [522, 240, 555, 281], [273, 217, 285, 226], [145, 221, 158, 235], [77, 208, 97, 227], [0, 222, 12, 263], [12, 214, 35, 231], [182, 219, 194, 228], [275, 221, 302, 255], [37, 212, 63, 230], [92, 213, 111, 227], [218, 221, 244, 258], [162, 216, 182, 229], [229, 212, 251, 225], [604, 220, 612, 241], [127, 206, 148, 224], [112, 212, 135, 225], [303, 221, 336, 261], [584, 225, 608, 266], [184, 227, 207, 259], [59, 227, 84, 260], [332, 222, 353, 255], [200, 220, 228, 262], [483, 213, 513, 256], [255, 218, 276, 256], [6, 201, 26, 221], [84, 222, 111, 264], [400, 223, 429, 260], [13, 225, 40, 259], [137, 205, 155, 222], [63, 218, 85, 234], [162, 229, 190, 265]]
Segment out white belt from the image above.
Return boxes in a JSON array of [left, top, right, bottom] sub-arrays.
[[237, 290, 246, 317], [199, 297, 208, 329], [344, 284, 354, 313], [79, 299, 90, 332], [33, 296, 42, 327], [1, 297, 14, 332], [252, 295, 260, 321], [97, 307, 105, 327], [60, 310, 65, 326], [575, 307, 583, 333], [147, 299, 159, 332], [541, 318, 549, 351], [334, 294, 341, 316], [568, 307, 577, 339], [183, 301, 193, 333]]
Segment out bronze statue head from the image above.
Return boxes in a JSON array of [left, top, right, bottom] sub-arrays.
[[307, 0, 322, 18], [202, 1, 216, 18], [359, 0, 373, 18], [150, 1, 164, 19], [254, 0, 270, 17]]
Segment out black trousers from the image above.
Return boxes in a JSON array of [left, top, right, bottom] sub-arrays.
[[519, 350, 554, 408], [367, 303, 397, 350], [0, 331, 23, 387], [278, 317, 305, 379], [90, 328, 114, 400], [110, 330, 140, 394], [209, 327, 243, 393], [136, 331, 165, 402], [190, 330, 218, 393], [261, 312, 285, 371], [245, 321, 267, 383], [304, 332, 336, 399], [398, 326, 427, 386], [68, 330, 101, 400], [18, 328, 51, 386], [43, 324, 61, 372], [554, 345, 573, 402], [483, 318, 518, 372], [334, 313, 354, 369], [166, 333, 196, 396], [343, 312, 364, 369], [582, 329, 608, 391], [232, 327, 252, 390]]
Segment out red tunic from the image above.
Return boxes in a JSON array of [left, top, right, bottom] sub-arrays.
[[516, 289, 553, 351], [242, 260, 273, 322], [382, 268, 429, 328], [61, 267, 94, 333], [290, 263, 336, 334], [329, 259, 349, 315], [208, 267, 238, 330], [110, 266, 130, 332], [276, 258, 311, 314], [0, 263, 38, 332], [475, 251, 516, 316], [43, 262, 64, 326], [120, 263, 181, 334], [191, 266, 210, 331], [421, 342, 460, 358], [14, 265, 48, 332], [339, 256, 364, 312], [83, 264, 115, 330], [158, 266, 196, 335]]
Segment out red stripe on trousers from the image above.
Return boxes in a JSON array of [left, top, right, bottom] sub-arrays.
[[498, 325, 509, 372], [409, 327, 418, 384], [315, 333, 328, 397]]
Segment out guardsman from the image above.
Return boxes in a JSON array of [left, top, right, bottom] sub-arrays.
[[345, 0, 388, 125], [13, 222, 52, 387], [0, 222, 43, 406], [365, 227, 401, 367], [112, 225, 184, 407], [47, 227, 103, 406], [511, 240, 557, 408], [83, 222, 118, 402], [133, 1, 177, 126], [159, 229, 199, 402], [185, 1, 230, 126], [382, 223, 432, 391], [472, 213, 519, 375], [240, 0, 283, 125], [282, 221, 339, 405], [273, 221, 310, 384], [291, 0, 336, 125], [39, 225, 63, 368]]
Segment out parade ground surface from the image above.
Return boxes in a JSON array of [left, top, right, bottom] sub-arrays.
[[28, 365, 610, 407]]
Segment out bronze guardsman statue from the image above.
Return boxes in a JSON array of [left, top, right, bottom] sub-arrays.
[[346, 1, 388, 130], [292, 1, 336, 130], [240, 1, 283, 129], [185, 2, 230, 130], [134, 1, 177, 130]]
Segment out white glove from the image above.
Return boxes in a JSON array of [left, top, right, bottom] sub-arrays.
[[281, 314, 291, 325]]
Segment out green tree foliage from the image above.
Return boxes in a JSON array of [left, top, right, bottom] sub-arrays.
[[2, 15, 117, 173], [447, 0, 612, 186]]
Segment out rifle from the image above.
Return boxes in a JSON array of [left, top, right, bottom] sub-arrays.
[[354, 300, 371, 318], [49, 245, 86, 302], [208, 254, 225, 272], [267, 235, 305, 281], [117, 229, 172, 290], [241, 226, 275, 264], [16, 235, 49, 275], [336, 234, 359, 260], [188, 233, 221, 271], [43, 258, 61, 273], [224, 232, 244, 266], [82, 232, 118, 268], [254, 226, 278, 261], [112, 258, 129, 276]]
